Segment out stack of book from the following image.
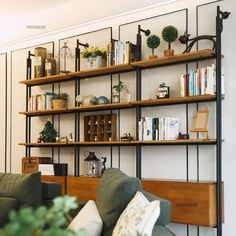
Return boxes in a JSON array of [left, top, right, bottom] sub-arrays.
[[29, 92, 54, 111], [107, 39, 137, 66], [180, 64, 217, 97], [139, 117, 179, 141]]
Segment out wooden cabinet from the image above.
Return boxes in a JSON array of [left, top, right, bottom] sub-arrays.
[[84, 114, 117, 142]]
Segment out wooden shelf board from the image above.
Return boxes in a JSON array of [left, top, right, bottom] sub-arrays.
[[19, 142, 77, 147], [69, 63, 134, 78], [139, 139, 217, 145], [19, 73, 71, 86], [19, 50, 215, 86], [19, 108, 72, 116], [19, 139, 217, 147], [131, 95, 216, 107], [132, 49, 215, 69], [19, 96, 216, 117], [68, 101, 132, 112]]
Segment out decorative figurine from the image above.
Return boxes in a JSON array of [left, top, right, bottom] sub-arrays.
[[157, 82, 170, 99], [146, 34, 161, 59], [39, 120, 57, 143], [61, 136, 69, 143], [121, 133, 133, 142], [101, 157, 107, 175], [68, 132, 73, 142], [179, 31, 216, 53]]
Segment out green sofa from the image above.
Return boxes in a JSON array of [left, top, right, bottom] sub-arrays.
[[0, 172, 61, 227], [95, 168, 175, 236]]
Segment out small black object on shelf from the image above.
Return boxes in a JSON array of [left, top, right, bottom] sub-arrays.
[[157, 82, 169, 99], [54, 163, 68, 176], [178, 132, 189, 140]]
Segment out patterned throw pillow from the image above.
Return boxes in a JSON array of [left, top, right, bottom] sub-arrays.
[[112, 191, 160, 236]]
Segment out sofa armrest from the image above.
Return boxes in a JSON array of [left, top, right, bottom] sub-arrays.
[[142, 190, 171, 226], [41, 181, 61, 207]]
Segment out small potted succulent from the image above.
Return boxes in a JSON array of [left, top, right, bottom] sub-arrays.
[[81, 47, 107, 68], [146, 34, 161, 59], [162, 25, 178, 57], [52, 93, 68, 109]]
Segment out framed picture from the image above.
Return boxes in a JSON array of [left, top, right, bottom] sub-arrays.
[[191, 108, 209, 139]]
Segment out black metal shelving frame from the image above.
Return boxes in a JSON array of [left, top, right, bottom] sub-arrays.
[[22, 6, 229, 236]]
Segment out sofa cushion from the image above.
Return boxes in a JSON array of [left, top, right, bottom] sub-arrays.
[[0, 172, 42, 208], [68, 200, 102, 236], [0, 196, 18, 226], [142, 190, 171, 226], [96, 168, 142, 236], [112, 191, 160, 236]]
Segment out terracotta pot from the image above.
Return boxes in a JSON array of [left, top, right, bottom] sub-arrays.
[[52, 99, 66, 109], [164, 49, 174, 57], [149, 55, 158, 59]]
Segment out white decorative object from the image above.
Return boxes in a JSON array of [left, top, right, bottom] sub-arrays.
[[67, 200, 103, 236], [86, 56, 106, 69], [38, 164, 54, 176], [112, 191, 160, 236]]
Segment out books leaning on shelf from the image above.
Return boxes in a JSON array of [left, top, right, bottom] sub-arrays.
[[29, 92, 54, 111], [179, 64, 225, 97], [107, 39, 137, 66], [139, 117, 179, 141]]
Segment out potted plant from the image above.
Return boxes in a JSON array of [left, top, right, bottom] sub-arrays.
[[146, 34, 161, 59], [112, 81, 124, 103], [81, 47, 107, 68], [162, 25, 178, 57], [112, 81, 130, 103], [0, 195, 87, 236], [52, 93, 68, 110]]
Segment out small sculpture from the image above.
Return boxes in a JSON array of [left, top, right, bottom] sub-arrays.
[[97, 96, 109, 104], [101, 157, 107, 175], [121, 133, 133, 142], [157, 82, 170, 99], [179, 31, 216, 53], [39, 120, 57, 143]]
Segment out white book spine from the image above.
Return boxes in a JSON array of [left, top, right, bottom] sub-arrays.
[[180, 74, 185, 97], [200, 67, 206, 95]]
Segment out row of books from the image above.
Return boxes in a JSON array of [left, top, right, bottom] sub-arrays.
[[107, 40, 137, 66], [139, 117, 179, 141], [29, 92, 54, 111], [180, 64, 218, 97]]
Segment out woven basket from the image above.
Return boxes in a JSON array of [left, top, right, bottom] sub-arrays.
[[52, 99, 66, 109]]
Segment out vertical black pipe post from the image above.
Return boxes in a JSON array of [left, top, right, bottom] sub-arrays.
[[74, 41, 81, 175], [75, 39, 80, 72], [136, 25, 142, 61], [135, 66, 142, 178], [26, 51, 32, 157], [216, 6, 222, 236]]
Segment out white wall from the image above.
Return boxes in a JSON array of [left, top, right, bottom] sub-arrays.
[[0, 0, 235, 235]]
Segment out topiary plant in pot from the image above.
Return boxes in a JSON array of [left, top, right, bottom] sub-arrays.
[[146, 34, 161, 59], [162, 25, 178, 56]]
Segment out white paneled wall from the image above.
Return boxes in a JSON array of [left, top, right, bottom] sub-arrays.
[[1, 0, 235, 235], [0, 54, 6, 173]]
